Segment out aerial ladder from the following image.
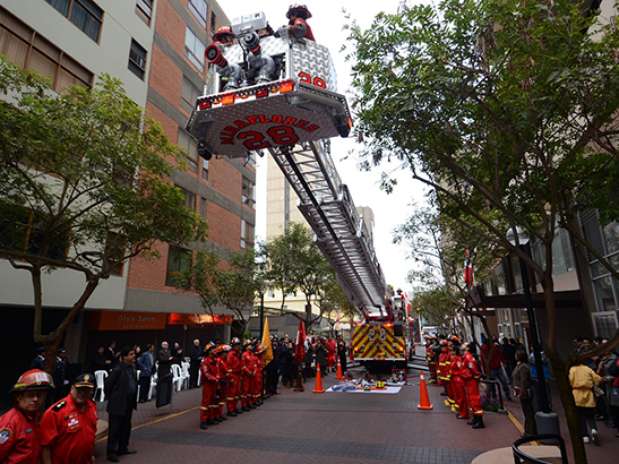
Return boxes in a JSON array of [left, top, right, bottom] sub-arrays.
[[186, 10, 410, 364]]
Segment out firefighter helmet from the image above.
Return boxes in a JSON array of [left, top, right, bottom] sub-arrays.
[[11, 369, 55, 393], [286, 4, 312, 20], [204, 342, 216, 354], [212, 26, 235, 43], [231, 337, 241, 345]]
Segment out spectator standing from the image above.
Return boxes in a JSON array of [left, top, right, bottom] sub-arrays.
[[171, 342, 183, 366], [136, 345, 155, 403], [189, 339, 202, 389], [511, 350, 537, 437], [31, 347, 46, 370], [104, 346, 138, 462], [0, 369, 54, 463], [41, 374, 97, 464], [316, 338, 328, 376], [92, 346, 108, 372], [156, 341, 174, 408], [606, 349, 619, 438], [569, 360, 602, 444], [502, 338, 516, 379], [52, 349, 69, 401], [481, 337, 511, 401], [337, 336, 347, 371], [105, 342, 118, 371]]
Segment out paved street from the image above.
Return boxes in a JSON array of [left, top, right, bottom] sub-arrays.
[[94, 370, 520, 464]]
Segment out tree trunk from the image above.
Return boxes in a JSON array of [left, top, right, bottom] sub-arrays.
[[36, 279, 99, 373], [547, 350, 588, 464], [542, 278, 588, 463]]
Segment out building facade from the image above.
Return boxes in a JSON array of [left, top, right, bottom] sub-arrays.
[[0, 0, 255, 393]]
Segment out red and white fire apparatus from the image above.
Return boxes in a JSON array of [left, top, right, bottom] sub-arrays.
[[187, 5, 408, 368]]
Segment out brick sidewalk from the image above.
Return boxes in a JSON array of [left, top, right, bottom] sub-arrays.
[[95, 371, 521, 463]]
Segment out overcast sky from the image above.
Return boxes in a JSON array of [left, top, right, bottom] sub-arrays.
[[219, 0, 429, 292]]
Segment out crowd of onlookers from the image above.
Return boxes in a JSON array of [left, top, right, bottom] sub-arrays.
[[426, 333, 619, 444]]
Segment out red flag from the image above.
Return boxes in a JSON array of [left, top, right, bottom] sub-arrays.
[[295, 320, 306, 363]]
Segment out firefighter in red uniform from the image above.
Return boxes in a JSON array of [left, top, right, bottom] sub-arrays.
[[199, 343, 218, 429], [286, 4, 315, 41], [463, 343, 485, 429], [215, 346, 229, 421], [451, 343, 469, 420], [41, 374, 97, 464], [225, 338, 242, 416], [253, 343, 265, 406], [0, 369, 54, 464], [241, 342, 256, 411], [437, 339, 450, 398], [446, 336, 461, 411]]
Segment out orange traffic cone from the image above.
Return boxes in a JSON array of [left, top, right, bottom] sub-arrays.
[[417, 373, 433, 410], [313, 363, 325, 393], [336, 358, 344, 381]]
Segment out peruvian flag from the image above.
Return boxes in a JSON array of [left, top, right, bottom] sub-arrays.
[[464, 249, 474, 288], [295, 320, 306, 363]]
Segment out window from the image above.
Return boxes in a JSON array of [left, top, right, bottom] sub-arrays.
[[188, 0, 207, 27], [177, 186, 196, 210], [136, 0, 153, 25], [105, 233, 126, 276], [128, 39, 147, 80], [184, 28, 205, 70], [177, 129, 198, 172], [201, 158, 209, 180], [166, 245, 192, 287], [0, 10, 93, 91], [0, 203, 69, 261], [603, 221, 619, 255], [199, 196, 207, 219], [181, 76, 200, 113], [242, 177, 255, 208], [240, 219, 254, 249], [46, 0, 103, 42], [210, 11, 216, 31], [593, 276, 617, 312]]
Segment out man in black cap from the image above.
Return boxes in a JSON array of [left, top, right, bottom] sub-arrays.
[[40, 374, 97, 464]]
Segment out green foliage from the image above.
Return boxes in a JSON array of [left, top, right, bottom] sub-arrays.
[[264, 222, 354, 326], [411, 288, 460, 326], [0, 57, 204, 345], [349, 0, 619, 270]]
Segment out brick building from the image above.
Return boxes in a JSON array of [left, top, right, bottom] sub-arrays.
[[0, 0, 255, 393]]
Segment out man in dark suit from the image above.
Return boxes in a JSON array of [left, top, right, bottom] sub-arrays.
[[104, 346, 138, 462], [189, 339, 202, 389]]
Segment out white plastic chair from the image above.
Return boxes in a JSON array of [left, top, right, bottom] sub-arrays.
[[180, 362, 190, 389], [148, 372, 157, 401], [172, 364, 183, 392], [94, 370, 108, 402], [197, 369, 201, 387], [136, 370, 141, 400]]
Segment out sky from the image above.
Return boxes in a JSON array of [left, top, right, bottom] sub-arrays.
[[219, 0, 429, 291]]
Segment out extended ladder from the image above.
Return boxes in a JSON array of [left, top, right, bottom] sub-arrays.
[[268, 141, 388, 319]]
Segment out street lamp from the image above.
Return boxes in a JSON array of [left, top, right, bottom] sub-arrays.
[[506, 226, 551, 414], [255, 254, 267, 338]]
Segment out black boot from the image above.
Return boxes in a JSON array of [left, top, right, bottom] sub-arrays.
[[472, 416, 485, 429], [200, 422, 208, 430]]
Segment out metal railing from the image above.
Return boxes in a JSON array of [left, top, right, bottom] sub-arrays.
[[512, 434, 568, 464]]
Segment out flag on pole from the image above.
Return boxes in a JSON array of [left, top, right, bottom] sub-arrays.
[[295, 320, 306, 363], [261, 316, 273, 365]]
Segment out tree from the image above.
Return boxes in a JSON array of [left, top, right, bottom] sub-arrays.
[[0, 59, 203, 369], [264, 223, 307, 312], [216, 249, 263, 336], [395, 203, 502, 342], [183, 250, 221, 316], [317, 271, 358, 336], [265, 222, 340, 329], [349, 1, 619, 461]]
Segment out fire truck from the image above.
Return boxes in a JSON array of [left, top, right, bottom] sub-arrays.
[[351, 291, 413, 369], [187, 6, 407, 368]]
